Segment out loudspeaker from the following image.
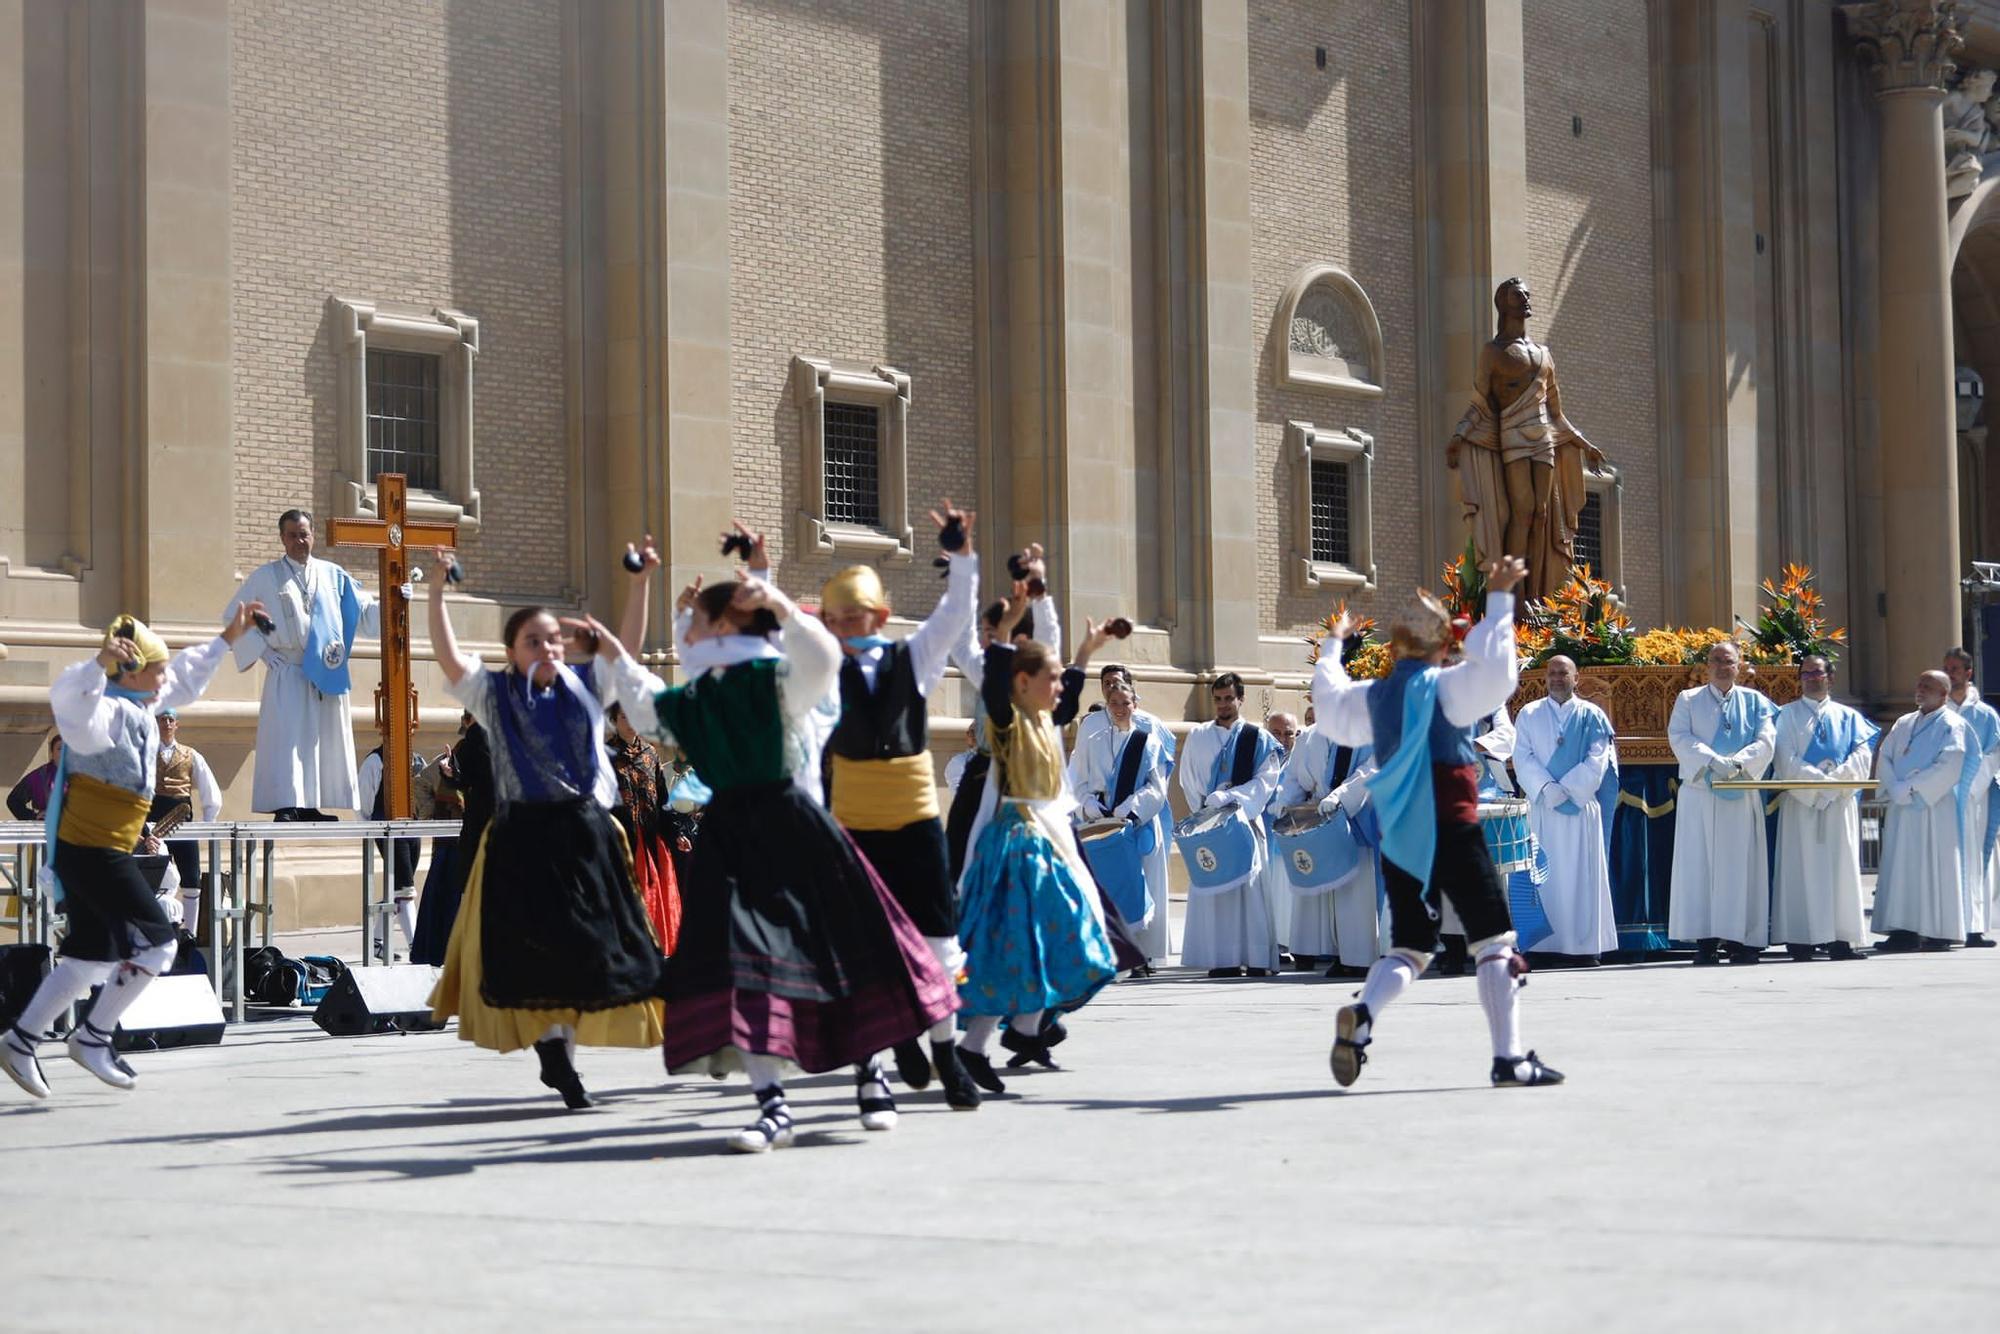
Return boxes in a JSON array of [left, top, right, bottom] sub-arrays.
[[113, 974, 225, 1050], [312, 964, 443, 1036]]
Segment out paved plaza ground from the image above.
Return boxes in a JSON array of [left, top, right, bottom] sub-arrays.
[[2, 939, 1993, 1333]]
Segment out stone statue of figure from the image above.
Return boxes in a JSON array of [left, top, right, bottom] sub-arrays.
[[1944, 67, 1997, 199], [1445, 278, 1605, 601]]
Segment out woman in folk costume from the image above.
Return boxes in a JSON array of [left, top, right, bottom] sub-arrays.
[[3, 603, 265, 1100], [605, 702, 682, 955], [954, 635, 1121, 1091], [423, 550, 664, 1112], [594, 570, 958, 1153], [1313, 556, 1565, 1089], [410, 713, 490, 967]]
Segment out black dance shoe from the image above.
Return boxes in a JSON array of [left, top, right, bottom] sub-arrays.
[[1000, 1026, 1057, 1070], [958, 1048, 1007, 1095], [932, 1042, 980, 1110], [1491, 1051, 1565, 1087], [892, 1037, 933, 1090], [534, 1038, 592, 1110], [1329, 1003, 1371, 1088]]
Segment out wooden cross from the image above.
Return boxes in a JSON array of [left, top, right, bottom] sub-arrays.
[[329, 474, 459, 819]]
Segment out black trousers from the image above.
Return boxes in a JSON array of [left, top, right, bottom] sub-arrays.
[[147, 795, 201, 893], [1381, 819, 1512, 954], [51, 841, 177, 963]]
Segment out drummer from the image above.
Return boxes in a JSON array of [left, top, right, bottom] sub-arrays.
[[1068, 664, 1175, 968], [1175, 674, 1284, 978], [1274, 720, 1382, 979], [1313, 555, 1566, 1089]]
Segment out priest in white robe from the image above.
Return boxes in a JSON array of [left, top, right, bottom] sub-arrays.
[[1273, 725, 1382, 976], [1069, 665, 1176, 964], [224, 509, 381, 817], [1175, 673, 1282, 976], [1512, 656, 1620, 961], [1769, 655, 1878, 960], [1873, 671, 1970, 950], [1943, 647, 2000, 947], [1667, 640, 1778, 964]]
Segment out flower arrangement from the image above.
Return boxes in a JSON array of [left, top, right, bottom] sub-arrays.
[[1438, 536, 1486, 623], [1741, 562, 1849, 664], [1306, 601, 1383, 671], [1524, 564, 1635, 668]]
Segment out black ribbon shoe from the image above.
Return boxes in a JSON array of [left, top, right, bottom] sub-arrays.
[[958, 1047, 1007, 1094], [932, 1042, 980, 1110], [856, 1066, 898, 1132], [1329, 1003, 1371, 1088], [1491, 1051, 1565, 1087], [1000, 1026, 1057, 1070], [892, 1037, 932, 1090], [534, 1038, 592, 1110]]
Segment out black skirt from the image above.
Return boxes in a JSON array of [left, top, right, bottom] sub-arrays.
[[847, 817, 958, 937], [475, 798, 664, 1012], [51, 841, 177, 963]]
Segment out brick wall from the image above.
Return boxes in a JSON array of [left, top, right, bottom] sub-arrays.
[[1248, 0, 1419, 639], [229, 0, 570, 599], [726, 0, 977, 612], [1522, 0, 1663, 623]]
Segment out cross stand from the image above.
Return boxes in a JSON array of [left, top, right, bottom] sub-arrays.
[[330, 474, 459, 964]]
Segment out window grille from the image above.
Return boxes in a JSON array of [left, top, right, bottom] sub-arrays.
[[365, 349, 442, 490], [822, 401, 882, 528]]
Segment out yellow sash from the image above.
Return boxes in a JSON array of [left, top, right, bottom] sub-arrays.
[[830, 753, 939, 830], [57, 772, 152, 852]]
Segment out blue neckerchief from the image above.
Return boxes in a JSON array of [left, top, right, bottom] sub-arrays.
[[1802, 699, 1877, 769], [1708, 687, 1773, 802], [1365, 665, 1442, 886], [844, 634, 893, 651], [301, 563, 362, 696], [487, 665, 602, 802], [43, 681, 154, 906]]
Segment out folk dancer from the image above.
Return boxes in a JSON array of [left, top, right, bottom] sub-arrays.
[[6, 735, 60, 821], [1942, 647, 2000, 948], [1317, 557, 1564, 1088], [223, 509, 380, 819], [1068, 664, 1176, 968], [1510, 656, 1620, 963], [1272, 720, 1382, 978], [410, 714, 488, 967], [606, 702, 683, 954], [1176, 673, 1284, 978], [817, 504, 978, 1099], [596, 573, 958, 1150], [954, 637, 1120, 1088], [1769, 655, 1878, 960], [424, 551, 665, 1111], [1873, 672, 1971, 952], [2, 603, 264, 1099], [1667, 642, 1779, 965], [150, 709, 222, 936]]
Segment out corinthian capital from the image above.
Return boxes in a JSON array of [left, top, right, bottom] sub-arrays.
[[1849, 0, 1963, 94]]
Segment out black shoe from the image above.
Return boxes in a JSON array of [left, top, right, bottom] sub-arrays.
[[958, 1048, 1007, 1094], [1127, 962, 1155, 979], [533, 1038, 591, 1110], [1575, 954, 1602, 967], [1041, 1017, 1069, 1049], [1206, 966, 1245, 978], [1825, 941, 1866, 961], [1692, 940, 1722, 967], [1491, 1050, 1565, 1087], [1967, 934, 1998, 949], [1785, 943, 1816, 963], [1874, 931, 1921, 953], [1727, 944, 1762, 965], [1323, 962, 1368, 980], [1245, 967, 1275, 977], [855, 1066, 898, 1132], [1292, 955, 1321, 972], [932, 1042, 980, 1110], [1000, 1026, 1057, 1070], [1921, 937, 1956, 951], [1277, 951, 1298, 969], [892, 1037, 932, 1090]]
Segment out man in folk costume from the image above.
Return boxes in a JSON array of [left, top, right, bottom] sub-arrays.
[[3, 602, 266, 1099], [1273, 715, 1382, 979], [1770, 655, 1879, 961], [357, 731, 427, 957], [819, 502, 979, 1107], [1942, 646, 2000, 948], [1315, 556, 1564, 1089], [1511, 655, 1620, 963], [1435, 700, 1519, 974], [224, 509, 381, 818], [150, 708, 222, 933], [1666, 641, 1779, 965], [1445, 278, 1607, 601], [1176, 673, 1284, 978], [1068, 663, 1175, 967], [1873, 672, 1971, 952]]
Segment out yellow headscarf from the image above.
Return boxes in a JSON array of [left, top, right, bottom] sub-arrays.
[[821, 565, 889, 614], [104, 614, 170, 676]]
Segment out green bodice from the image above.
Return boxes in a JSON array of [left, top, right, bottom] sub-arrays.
[[649, 659, 790, 791]]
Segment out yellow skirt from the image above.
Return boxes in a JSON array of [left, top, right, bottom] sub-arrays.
[[428, 825, 665, 1053]]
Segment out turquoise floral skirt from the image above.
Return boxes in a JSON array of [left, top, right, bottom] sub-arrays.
[[958, 803, 1118, 1018]]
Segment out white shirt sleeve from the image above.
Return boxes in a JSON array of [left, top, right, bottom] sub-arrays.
[[192, 751, 224, 822], [154, 638, 229, 716], [1668, 690, 1719, 777], [1436, 593, 1520, 727], [780, 612, 843, 726], [906, 553, 978, 695], [1309, 651, 1377, 749], [49, 659, 121, 756], [1511, 705, 1558, 804], [357, 752, 383, 819], [607, 654, 675, 747], [1030, 595, 1062, 659]]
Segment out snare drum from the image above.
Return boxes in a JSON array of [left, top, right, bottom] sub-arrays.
[[1271, 802, 1363, 893], [1506, 844, 1555, 951], [1077, 818, 1148, 923], [1173, 806, 1256, 894], [1477, 799, 1535, 874]]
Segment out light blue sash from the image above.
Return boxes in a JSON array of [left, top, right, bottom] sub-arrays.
[[1708, 688, 1773, 802], [1364, 666, 1442, 886], [302, 565, 362, 697]]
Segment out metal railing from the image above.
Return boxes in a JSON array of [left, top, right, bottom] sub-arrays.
[[1858, 800, 1887, 874], [0, 819, 458, 1023]]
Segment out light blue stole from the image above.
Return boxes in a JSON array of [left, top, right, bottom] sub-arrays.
[[1889, 710, 1959, 842], [1708, 687, 1775, 802], [1364, 666, 1442, 886], [302, 564, 363, 697], [1803, 699, 1878, 769]]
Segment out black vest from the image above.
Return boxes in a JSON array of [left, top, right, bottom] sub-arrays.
[[829, 643, 929, 761]]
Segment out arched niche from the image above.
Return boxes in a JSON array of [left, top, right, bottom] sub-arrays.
[[1270, 264, 1385, 399]]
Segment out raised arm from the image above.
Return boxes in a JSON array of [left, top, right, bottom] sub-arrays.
[[981, 639, 1018, 730], [907, 500, 980, 694], [1309, 649, 1376, 748], [427, 548, 479, 686], [1437, 591, 1522, 727], [617, 533, 661, 655]]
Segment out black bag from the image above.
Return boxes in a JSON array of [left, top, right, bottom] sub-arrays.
[[0, 943, 53, 1030], [243, 945, 298, 1006]]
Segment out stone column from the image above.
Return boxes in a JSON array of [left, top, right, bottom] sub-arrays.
[[1852, 0, 1962, 692]]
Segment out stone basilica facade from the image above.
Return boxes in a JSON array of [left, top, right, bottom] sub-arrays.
[[1, 0, 1997, 805]]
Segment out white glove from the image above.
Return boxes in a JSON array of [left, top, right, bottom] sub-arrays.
[[1079, 795, 1107, 819], [1336, 783, 1370, 816], [1204, 789, 1236, 811], [1317, 792, 1342, 818], [1111, 797, 1137, 822], [1707, 757, 1739, 781]]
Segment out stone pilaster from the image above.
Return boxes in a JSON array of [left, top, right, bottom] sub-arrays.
[[1852, 0, 1963, 692]]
